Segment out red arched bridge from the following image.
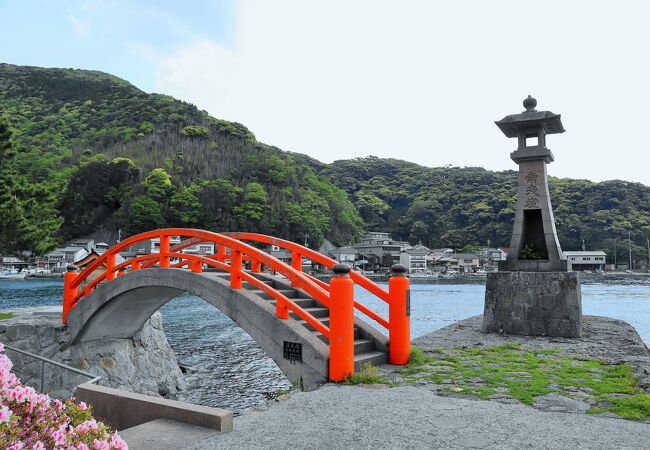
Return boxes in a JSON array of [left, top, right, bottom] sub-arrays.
[[62, 228, 410, 390]]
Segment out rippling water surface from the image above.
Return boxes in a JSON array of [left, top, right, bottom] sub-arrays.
[[1, 274, 648, 412]]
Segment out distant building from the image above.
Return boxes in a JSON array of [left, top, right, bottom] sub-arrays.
[[564, 251, 607, 272], [353, 232, 405, 272], [330, 246, 356, 265], [69, 238, 95, 253], [45, 246, 89, 271], [399, 245, 430, 274], [451, 253, 480, 273], [74, 250, 126, 281]]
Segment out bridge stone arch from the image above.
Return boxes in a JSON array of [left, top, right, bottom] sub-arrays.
[[67, 268, 330, 390]]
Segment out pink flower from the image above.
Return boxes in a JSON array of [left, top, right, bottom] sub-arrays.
[[52, 430, 67, 446], [78, 401, 88, 411], [7, 443, 23, 450], [92, 439, 109, 450], [110, 433, 128, 449], [0, 404, 12, 424], [32, 442, 45, 450]]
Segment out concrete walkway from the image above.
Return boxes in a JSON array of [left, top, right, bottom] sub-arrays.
[[183, 384, 648, 449]]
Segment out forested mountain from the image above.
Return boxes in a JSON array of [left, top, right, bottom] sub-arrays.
[[314, 157, 650, 264], [1, 63, 649, 265], [0, 63, 362, 255]]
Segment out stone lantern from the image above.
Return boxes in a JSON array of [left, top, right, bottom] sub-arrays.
[[482, 96, 582, 338]]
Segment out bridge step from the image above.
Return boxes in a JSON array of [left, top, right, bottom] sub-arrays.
[[296, 317, 330, 331], [311, 327, 363, 343], [242, 280, 275, 290], [242, 277, 389, 374], [289, 307, 329, 319], [354, 351, 388, 370], [247, 289, 299, 300]]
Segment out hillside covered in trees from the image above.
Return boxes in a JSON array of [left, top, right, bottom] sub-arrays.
[[313, 157, 650, 264], [0, 63, 362, 255], [1, 63, 649, 265]]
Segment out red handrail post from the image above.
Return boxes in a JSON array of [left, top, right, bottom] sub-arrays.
[[388, 264, 410, 365], [230, 249, 242, 289], [131, 259, 141, 271], [291, 252, 302, 286], [276, 296, 289, 319], [105, 253, 116, 281], [217, 244, 226, 262], [160, 235, 170, 268], [62, 264, 79, 324], [328, 264, 355, 382], [191, 258, 203, 273], [251, 260, 261, 273]]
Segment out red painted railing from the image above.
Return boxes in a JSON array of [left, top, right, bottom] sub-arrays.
[[62, 229, 410, 380]]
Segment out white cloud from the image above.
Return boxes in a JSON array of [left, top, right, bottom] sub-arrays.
[[68, 14, 92, 37], [152, 0, 650, 185]]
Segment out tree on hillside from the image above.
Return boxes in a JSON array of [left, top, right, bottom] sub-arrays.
[[0, 122, 60, 256]]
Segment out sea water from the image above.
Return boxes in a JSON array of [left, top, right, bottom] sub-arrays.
[[1, 275, 648, 412]]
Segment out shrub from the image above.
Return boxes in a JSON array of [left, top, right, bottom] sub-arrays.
[[0, 342, 128, 449], [179, 125, 210, 138]]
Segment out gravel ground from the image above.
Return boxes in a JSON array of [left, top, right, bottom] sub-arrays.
[[184, 384, 648, 449]]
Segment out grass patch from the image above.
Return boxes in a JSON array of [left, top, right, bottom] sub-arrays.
[[345, 362, 387, 385], [0, 312, 15, 320], [397, 344, 648, 420]]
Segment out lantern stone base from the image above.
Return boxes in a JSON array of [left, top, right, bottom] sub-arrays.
[[482, 271, 582, 338]]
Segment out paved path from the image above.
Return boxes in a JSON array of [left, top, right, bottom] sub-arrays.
[[184, 384, 648, 449]]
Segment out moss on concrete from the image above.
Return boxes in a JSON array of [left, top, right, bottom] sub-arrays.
[[395, 345, 650, 421]]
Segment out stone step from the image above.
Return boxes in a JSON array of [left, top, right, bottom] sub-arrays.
[[247, 289, 299, 300], [297, 317, 330, 331], [289, 307, 329, 319], [354, 351, 388, 370], [243, 280, 275, 290], [119, 418, 220, 450], [311, 327, 362, 343]]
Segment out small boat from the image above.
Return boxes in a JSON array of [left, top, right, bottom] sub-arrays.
[[0, 269, 27, 279]]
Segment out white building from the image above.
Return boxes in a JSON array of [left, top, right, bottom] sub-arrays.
[[45, 247, 89, 271], [564, 251, 607, 272], [399, 245, 430, 274], [330, 246, 356, 264]]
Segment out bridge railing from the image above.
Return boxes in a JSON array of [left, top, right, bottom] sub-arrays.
[[62, 229, 410, 381], [162, 231, 410, 365]]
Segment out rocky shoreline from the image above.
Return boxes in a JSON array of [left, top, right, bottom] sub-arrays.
[[0, 306, 185, 399]]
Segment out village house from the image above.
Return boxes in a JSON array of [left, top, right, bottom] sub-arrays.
[[353, 232, 406, 272], [44, 246, 89, 271], [399, 245, 431, 274], [329, 246, 356, 265], [564, 250, 607, 272], [74, 250, 126, 281], [451, 253, 481, 273]]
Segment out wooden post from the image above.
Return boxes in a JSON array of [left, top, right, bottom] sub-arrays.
[[388, 264, 410, 365], [328, 264, 355, 382]]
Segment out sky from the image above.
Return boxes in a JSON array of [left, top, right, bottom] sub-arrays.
[[1, 0, 650, 185]]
